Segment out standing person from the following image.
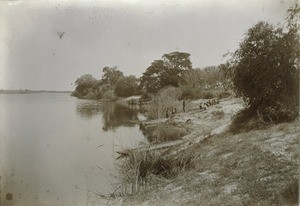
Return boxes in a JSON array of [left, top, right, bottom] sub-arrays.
[[182, 100, 186, 112]]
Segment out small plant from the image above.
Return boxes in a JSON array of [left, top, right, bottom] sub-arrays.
[[212, 110, 225, 120]]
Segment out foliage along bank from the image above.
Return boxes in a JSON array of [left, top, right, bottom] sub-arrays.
[[72, 3, 299, 126], [71, 51, 233, 101]]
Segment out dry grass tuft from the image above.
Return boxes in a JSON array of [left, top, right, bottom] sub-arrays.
[[212, 109, 225, 120]]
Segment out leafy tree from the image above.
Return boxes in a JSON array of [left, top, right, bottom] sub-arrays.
[[75, 74, 98, 87], [140, 60, 166, 94], [115, 75, 139, 97], [102, 66, 124, 86], [72, 74, 98, 98], [231, 4, 299, 123], [140, 51, 193, 94], [161, 52, 193, 88]]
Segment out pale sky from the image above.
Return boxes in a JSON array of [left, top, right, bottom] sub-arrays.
[[0, 0, 296, 91]]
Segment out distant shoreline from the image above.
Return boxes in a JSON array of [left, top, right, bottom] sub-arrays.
[[0, 90, 72, 94]]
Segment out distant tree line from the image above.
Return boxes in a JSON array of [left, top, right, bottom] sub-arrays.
[[72, 51, 232, 100], [72, 3, 299, 125], [72, 66, 139, 99]]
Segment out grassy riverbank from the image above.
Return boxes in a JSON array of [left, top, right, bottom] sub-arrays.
[[118, 97, 299, 206]]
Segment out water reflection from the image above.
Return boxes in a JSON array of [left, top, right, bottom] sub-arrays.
[[1, 94, 147, 206], [76, 100, 103, 118], [76, 100, 140, 131]]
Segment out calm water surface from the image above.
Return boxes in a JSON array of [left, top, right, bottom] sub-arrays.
[[0, 93, 146, 206]]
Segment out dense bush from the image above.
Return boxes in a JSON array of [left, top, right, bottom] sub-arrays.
[[71, 74, 99, 99], [230, 4, 299, 127], [114, 75, 139, 97], [72, 67, 140, 100], [180, 86, 203, 100]]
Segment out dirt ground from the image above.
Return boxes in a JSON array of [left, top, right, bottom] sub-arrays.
[[95, 98, 299, 206]]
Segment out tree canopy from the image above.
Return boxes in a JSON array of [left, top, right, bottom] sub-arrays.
[[72, 67, 135, 99], [114, 75, 139, 97], [140, 51, 193, 94]]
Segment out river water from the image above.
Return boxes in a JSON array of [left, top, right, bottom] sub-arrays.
[[0, 93, 147, 206]]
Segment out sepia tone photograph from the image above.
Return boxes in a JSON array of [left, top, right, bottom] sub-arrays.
[[0, 0, 299, 205]]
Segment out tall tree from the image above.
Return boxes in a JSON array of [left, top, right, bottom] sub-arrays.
[[140, 51, 193, 94], [140, 60, 168, 94], [72, 74, 98, 98]]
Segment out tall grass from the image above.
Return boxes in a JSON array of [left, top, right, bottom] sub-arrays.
[[118, 149, 195, 195], [118, 150, 172, 194], [158, 124, 188, 141], [148, 87, 182, 119]]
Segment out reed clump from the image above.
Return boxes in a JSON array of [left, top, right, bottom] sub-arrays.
[[147, 87, 182, 119], [119, 149, 195, 195]]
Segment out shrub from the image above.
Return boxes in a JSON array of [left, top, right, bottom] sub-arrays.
[[114, 76, 139, 97], [231, 8, 299, 124], [148, 87, 182, 119]]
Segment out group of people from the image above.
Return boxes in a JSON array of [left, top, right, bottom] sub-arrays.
[[199, 98, 220, 110], [164, 98, 219, 118]]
